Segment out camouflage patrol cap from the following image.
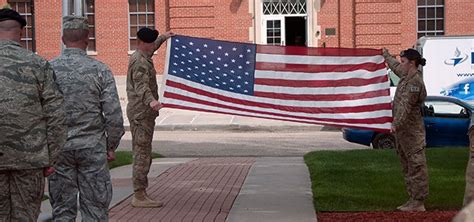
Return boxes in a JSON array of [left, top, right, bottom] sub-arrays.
[[62, 16, 88, 30], [0, 8, 26, 28]]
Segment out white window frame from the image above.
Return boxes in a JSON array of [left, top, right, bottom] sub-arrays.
[[262, 0, 307, 15], [62, 0, 97, 54], [128, 0, 155, 52], [259, 0, 308, 46], [417, 0, 445, 38], [8, 0, 35, 52], [262, 16, 286, 46]]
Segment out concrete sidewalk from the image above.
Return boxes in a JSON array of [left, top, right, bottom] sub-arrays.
[[39, 157, 317, 222], [37, 76, 319, 221]]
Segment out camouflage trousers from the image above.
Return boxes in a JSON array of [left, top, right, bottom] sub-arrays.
[[464, 130, 474, 205], [130, 118, 155, 192], [0, 169, 44, 222], [48, 148, 112, 222], [395, 130, 429, 201]]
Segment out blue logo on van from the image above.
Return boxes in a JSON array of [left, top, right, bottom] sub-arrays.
[[444, 47, 468, 67], [472, 52, 474, 66]]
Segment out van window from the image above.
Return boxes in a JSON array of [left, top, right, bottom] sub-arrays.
[[388, 70, 399, 87]]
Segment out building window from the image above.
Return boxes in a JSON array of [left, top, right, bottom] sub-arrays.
[[417, 0, 444, 38], [266, 20, 282, 45], [84, 0, 96, 52], [63, 0, 96, 52], [8, 0, 35, 51], [263, 0, 307, 15], [128, 0, 155, 51]]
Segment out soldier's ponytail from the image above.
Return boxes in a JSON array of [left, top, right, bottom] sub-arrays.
[[417, 58, 426, 67]]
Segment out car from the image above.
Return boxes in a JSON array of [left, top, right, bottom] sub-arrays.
[[388, 69, 399, 98], [342, 96, 472, 149]]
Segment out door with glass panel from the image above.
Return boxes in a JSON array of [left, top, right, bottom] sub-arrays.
[[260, 0, 307, 46], [263, 17, 285, 46]]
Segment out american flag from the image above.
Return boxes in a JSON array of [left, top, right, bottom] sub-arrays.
[[161, 35, 392, 132]]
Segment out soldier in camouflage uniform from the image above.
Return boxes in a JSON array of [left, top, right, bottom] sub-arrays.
[[383, 48, 428, 212], [127, 27, 173, 207], [453, 200, 474, 222], [455, 118, 474, 221], [462, 117, 474, 204], [47, 16, 124, 221], [0, 8, 67, 222], [464, 117, 474, 203]]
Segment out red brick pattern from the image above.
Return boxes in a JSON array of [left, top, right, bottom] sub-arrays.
[[34, 0, 62, 60], [93, 0, 130, 76], [316, 0, 474, 54], [109, 157, 255, 222], [1, 1, 473, 75], [445, 0, 474, 35]]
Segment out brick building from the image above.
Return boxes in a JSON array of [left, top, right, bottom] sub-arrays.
[[1, 0, 473, 75]]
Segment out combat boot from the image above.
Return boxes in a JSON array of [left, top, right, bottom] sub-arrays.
[[131, 190, 163, 208], [398, 200, 426, 212], [396, 199, 413, 211], [144, 191, 164, 206]]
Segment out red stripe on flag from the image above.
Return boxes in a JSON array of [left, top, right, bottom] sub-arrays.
[[165, 80, 392, 114], [164, 91, 392, 124], [257, 45, 382, 56], [255, 75, 388, 87], [162, 103, 391, 133], [254, 89, 390, 101], [255, 62, 386, 73]]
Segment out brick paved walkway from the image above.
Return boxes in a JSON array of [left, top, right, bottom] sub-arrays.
[[109, 157, 255, 222]]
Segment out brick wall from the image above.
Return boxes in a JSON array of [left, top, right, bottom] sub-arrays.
[[1, 1, 473, 75], [93, 0, 129, 75], [0, 0, 251, 75], [316, 0, 339, 47], [35, 0, 62, 60], [445, 0, 474, 35], [317, 0, 474, 54]]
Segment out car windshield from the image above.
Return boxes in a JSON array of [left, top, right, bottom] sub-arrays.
[[463, 100, 474, 109], [426, 101, 465, 114]]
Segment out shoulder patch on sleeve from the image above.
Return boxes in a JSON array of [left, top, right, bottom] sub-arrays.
[[410, 85, 420, 92]]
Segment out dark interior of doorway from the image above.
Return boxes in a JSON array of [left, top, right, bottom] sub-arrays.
[[285, 17, 306, 46]]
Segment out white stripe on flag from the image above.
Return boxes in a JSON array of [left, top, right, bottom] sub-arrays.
[[163, 98, 392, 130], [166, 75, 391, 107], [254, 82, 390, 95], [164, 86, 392, 119], [254, 69, 388, 81], [256, 53, 385, 65]]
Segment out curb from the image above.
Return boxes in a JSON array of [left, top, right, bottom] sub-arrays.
[[123, 124, 334, 132]]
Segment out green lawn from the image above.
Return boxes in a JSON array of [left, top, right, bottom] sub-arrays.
[[304, 148, 468, 212], [108, 151, 162, 169]]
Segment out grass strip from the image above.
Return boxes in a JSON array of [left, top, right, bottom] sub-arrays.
[[109, 151, 162, 169], [304, 148, 467, 212]]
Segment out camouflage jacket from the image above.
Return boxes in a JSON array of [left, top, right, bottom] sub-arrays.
[[0, 40, 66, 170], [470, 116, 474, 131], [50, 48, 124, 151], [126, 35, 167, 120], [384, 52, 427, 132]]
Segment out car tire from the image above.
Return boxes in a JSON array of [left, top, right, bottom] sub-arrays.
[[372, 133, 396, 149]]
